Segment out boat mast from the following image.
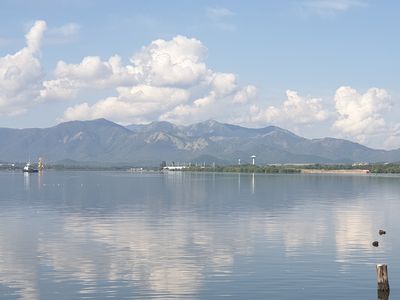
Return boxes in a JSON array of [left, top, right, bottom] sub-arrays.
[[38, 157, 44, 171]]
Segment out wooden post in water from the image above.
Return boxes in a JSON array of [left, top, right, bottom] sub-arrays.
[[376, 264, 390, 294], [377, 289, 389, 300]]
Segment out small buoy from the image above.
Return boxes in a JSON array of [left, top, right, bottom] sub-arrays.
[[379, 230, 386, 235], [372, 241, 379, 247]]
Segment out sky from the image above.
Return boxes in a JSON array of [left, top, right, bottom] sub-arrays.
[[0, 0, 399, 149]]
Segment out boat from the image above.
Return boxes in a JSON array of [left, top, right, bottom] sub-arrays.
[[23, 162, 38, 173]]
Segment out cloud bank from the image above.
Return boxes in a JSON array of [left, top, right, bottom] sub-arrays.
[[333, 86, 391, 143], [0, 20, 83, 116], [1, 20, 399, 149], [248, 90, 330, 126], [0, 20, 46, 115], [59, 35, 257, 124]]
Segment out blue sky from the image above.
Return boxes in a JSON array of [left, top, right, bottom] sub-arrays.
[[0, 0, 399, 149]]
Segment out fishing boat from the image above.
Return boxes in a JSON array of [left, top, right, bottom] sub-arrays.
[[23, 162, 38, 173]]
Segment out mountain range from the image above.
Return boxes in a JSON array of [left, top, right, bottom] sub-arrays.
[[0, 118, 399, 166]]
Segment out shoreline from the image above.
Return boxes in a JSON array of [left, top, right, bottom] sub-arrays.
[[1, 164, 400, 175], [300, 169, 370, 174]]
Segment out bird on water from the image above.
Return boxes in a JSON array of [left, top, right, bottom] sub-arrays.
[[372, 241, 379, 247], [379, 230, 386, 235]]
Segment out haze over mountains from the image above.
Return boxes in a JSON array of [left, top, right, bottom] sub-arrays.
[[0, 118, 399, 166]]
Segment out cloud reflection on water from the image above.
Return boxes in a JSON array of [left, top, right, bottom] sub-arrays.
[[0, 172, 398, 299], [37, 213, 250, 297]]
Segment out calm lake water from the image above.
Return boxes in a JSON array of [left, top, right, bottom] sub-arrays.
[[0, 171, 399, 299]]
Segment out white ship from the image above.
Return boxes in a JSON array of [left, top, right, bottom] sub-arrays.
[[23, 161, 38, 173]]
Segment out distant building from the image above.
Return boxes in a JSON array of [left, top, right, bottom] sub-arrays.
[[163, 166, 187, 171]]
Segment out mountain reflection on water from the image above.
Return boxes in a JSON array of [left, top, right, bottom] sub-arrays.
[[0, 171, 399, 299]]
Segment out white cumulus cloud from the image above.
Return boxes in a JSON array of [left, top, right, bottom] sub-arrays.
[[25, 20, 47, 53], [248, 90, 330, 126], [55, 35, 209, 90], [233, 85, 257, 104], [60, 35, 257, 124], [131, 35, 209, 87], [55, 55, 137, 88], [63, 85, 190, 124], [0, 20, 46, 115], [3, 19, 398, 152], [0, 20, 81, 114], [40, 78, 78, 101], [332, 86, 391, 143]]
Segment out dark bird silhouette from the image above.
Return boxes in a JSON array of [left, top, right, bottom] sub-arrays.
[[372, 241, 379, 247], [379, 230, 386, 235]]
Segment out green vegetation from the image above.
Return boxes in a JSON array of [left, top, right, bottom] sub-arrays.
[[185, 164, 301, 174], [184, 163, 400, 174], [367, 164, 400, 173], [3, 160, 400, 174], [301, 163, 400, 173], [300, 163, 355, 170]]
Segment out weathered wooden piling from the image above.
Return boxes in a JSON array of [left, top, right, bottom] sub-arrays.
[[376, 264, 390, 293], [377, 289, 389, 300]]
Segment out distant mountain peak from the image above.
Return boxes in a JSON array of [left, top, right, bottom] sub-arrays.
[[149, 120, 174, 126], [201, 119, 222, 126], [81, 118, 122, 126], [0, 118, 397, 165], [57, 118, 115, 127], [189, 119, 224, 128], [260, 125, 301, 138]]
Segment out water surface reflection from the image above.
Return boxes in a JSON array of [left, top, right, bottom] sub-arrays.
[[0, 171, 399, 299]]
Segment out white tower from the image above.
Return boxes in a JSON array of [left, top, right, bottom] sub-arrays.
[[251, 155, 256, 165]]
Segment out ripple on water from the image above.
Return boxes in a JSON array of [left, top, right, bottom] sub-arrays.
[[0, 171, 399, 299]]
